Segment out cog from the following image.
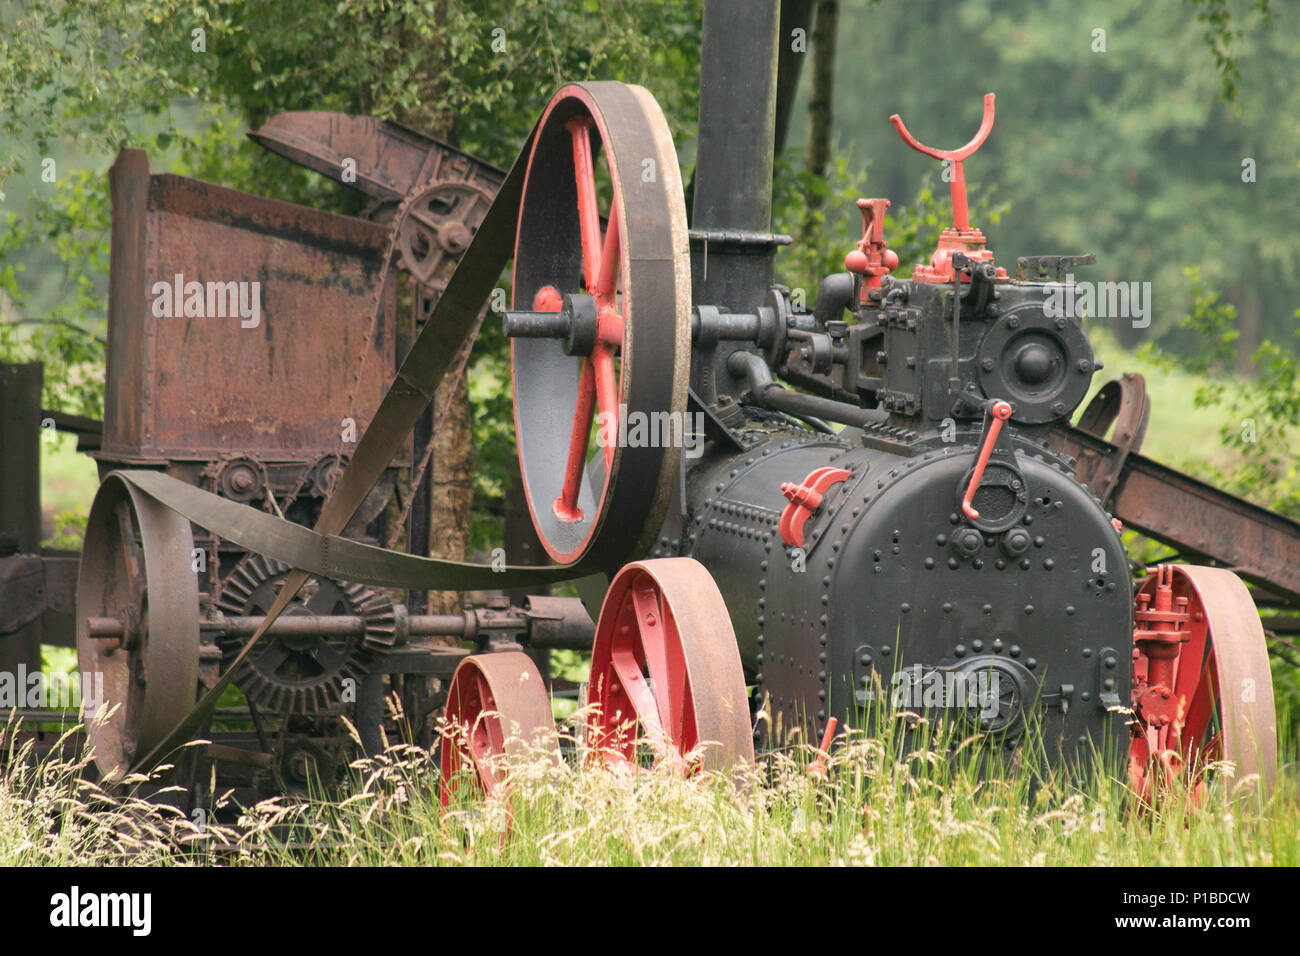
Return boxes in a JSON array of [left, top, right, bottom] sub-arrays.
[[206, 455, 268, 504], [395, 180, 494, 289], [217, 555, 395, 713]]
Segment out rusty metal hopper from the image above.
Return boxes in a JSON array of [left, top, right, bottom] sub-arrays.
[[101, 149, 397, 464]]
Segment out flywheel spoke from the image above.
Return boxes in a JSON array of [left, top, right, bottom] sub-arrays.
[[554, 357, 597, 521], [592, 345, 618, 472], [594, 200, 620, 298], [566, 117, 602, 290]]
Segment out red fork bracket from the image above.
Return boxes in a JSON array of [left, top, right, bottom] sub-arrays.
[[779, 466, 851, 548], [890, 93, 1006, 284], [960, 400, 1012, 521]]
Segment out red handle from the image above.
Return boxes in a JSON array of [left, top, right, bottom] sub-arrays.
[[810, 716, 838, 779], [962, 400, 1012, 520]]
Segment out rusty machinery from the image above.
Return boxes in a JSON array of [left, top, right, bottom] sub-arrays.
[[0, 0, 1291, 807]]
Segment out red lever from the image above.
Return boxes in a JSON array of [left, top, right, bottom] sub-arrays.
[[890, 93, 995, 232], [810, 716, 838, 779], [961, 400, 1012, 521], [779, 466, 851, 547]]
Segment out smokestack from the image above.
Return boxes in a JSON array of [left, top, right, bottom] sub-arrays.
[[690, 0, 783, 317]]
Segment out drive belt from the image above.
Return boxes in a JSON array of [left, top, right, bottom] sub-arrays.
[[120, 119, 597, 774]]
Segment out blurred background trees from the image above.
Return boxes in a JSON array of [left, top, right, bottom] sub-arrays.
[[1, 0, 1295, 543]]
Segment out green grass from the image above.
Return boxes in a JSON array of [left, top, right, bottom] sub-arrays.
[[3, 707, 1294, 867]]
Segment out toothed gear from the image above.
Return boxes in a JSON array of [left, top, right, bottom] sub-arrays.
[[216, 555, 395, 713]]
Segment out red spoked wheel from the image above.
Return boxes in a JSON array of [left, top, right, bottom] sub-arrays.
[[439, 652, 559, 808], [507, 82, 690, 568], [586, 558, 754, 772], [1128, 564, 1277, 803]]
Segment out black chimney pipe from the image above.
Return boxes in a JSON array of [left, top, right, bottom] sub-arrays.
[[690, 0, 790, 405]]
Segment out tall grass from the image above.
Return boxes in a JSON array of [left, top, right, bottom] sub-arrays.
[[2, 706, 1294, 867]]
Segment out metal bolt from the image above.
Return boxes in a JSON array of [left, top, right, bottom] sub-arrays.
[[981, 357, 995, 371]]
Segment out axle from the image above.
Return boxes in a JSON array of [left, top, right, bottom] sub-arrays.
[[84, 596, 595, 650]]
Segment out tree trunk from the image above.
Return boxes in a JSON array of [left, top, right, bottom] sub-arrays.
[[390, 3, 474, 617], [803, 0, 839, 242], [425, 375, 474, 615], [774, 0, 815, 157], [1233, 283, 1261, 379]]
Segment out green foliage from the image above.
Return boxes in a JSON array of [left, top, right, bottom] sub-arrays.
[[43, 506, 87, 550], [1140, 268, 1300, 519], [1187, 0, 1274, 103], [0, 168, 110, 415], [466, 315, 516, 554], [0, 1, 218, 194]]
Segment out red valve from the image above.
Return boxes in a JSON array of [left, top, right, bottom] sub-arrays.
[[889, 93, 1007, 284], [844, 198, 899, 297], [961, 400, 1012, 521], [779, 466, 851, 548]]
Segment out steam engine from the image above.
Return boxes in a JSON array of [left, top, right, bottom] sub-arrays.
[[677, 247, 1130, 760]]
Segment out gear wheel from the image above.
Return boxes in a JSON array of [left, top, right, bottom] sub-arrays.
[[205, 455, 268, 503], [395, 179, 494, 290], [217, 555, 395, 713]]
